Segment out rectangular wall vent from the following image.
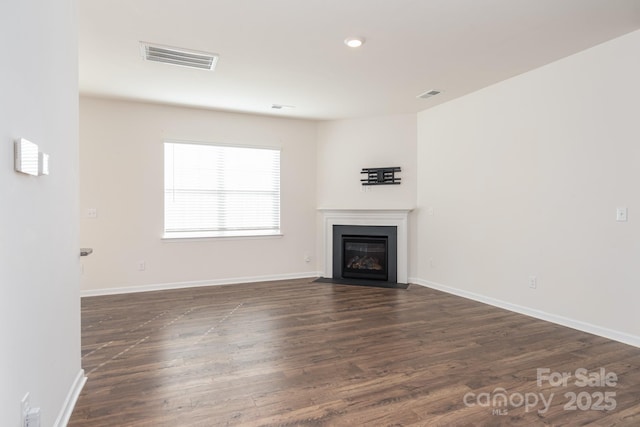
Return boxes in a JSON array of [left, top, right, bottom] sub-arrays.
[[140, 42, 218, 71], [417, 89, 441, 99]]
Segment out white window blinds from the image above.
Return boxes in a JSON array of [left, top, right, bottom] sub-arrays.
[[164, 141, 281, 237]]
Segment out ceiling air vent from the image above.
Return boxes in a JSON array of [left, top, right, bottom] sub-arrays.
[[140, 42, 218, 71], [271, 104, 295, 110], [417, 89, 441, 99]]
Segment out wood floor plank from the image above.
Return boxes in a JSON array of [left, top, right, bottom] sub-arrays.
[[69, 279, 640, 426]]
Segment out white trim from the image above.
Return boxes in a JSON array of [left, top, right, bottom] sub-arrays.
[[164, 141, 281, 237], [410, 278, 640, 349], [319, 208, 412, 284], [164, 138, 282, 152], [81, 272, 321, 297], [162, 231, 283, 241], [54, 369, 86, 427]]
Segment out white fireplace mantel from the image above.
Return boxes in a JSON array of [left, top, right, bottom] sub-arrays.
[[319, 208, 412, 284]]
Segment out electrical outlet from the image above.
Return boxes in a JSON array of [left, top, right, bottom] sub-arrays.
[[616, 207, 628, 222], [87, 208, 97, 218], [138, 261, 146, 271], [528, 275, 537, 289], [304, 255, 311, 263]]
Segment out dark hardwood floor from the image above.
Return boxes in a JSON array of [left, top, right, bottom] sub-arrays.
[[69, 278, 640, 426]]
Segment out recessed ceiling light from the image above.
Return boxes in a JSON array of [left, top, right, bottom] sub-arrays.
[[344, 37, 365, 48]]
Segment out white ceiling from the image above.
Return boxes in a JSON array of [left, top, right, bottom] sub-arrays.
[[78, 0, 640, 121]]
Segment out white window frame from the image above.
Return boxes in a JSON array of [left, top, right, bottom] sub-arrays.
[[162, 140, 282, 240]]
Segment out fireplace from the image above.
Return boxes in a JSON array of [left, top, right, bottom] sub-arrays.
[[320, 209, 411, 284], [342, 235, 388, 281], [333, 225, 397, 282]]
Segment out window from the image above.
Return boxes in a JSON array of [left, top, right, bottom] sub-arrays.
[[164, 141, 280, 238]]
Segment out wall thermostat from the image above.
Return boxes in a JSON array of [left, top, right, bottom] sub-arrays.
[[15, 138, 39, 176]]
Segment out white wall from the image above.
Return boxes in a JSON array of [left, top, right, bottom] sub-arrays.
[[416, 30, 640, 343], [80, 97, 318, 293], [0, 1, 82, 426], [316, 115, 418, 277], [317, 114, 417, 210]]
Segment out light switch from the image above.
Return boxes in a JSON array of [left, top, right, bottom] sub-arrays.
[[38, 152, 49, 175], [616, 207, 628, 222]]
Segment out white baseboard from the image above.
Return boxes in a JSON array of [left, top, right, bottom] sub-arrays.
[[54, 369, 86, 427], [81, 271, 322, 297], [410, 277, 640, 349]]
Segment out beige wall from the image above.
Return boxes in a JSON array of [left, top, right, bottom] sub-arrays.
[[316, 114, 418, 277], [316, 114, 417, 210], [1, 0, 82, 425], [416, 30, 640, 343], [80, 98, 318, 293]]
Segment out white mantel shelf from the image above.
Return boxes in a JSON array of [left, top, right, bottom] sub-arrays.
[[319, 208, 413, 284]]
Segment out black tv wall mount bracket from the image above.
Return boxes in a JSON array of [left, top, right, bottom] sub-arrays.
[[360, 167, 401, 186]]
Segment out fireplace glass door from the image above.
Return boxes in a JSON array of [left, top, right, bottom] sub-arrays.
[[342, 235, 388, 281]]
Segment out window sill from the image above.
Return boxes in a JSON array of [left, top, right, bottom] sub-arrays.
[[162, 230, 283, 241]]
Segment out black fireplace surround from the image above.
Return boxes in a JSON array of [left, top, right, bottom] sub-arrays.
[[332, 225, 398, 283]]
